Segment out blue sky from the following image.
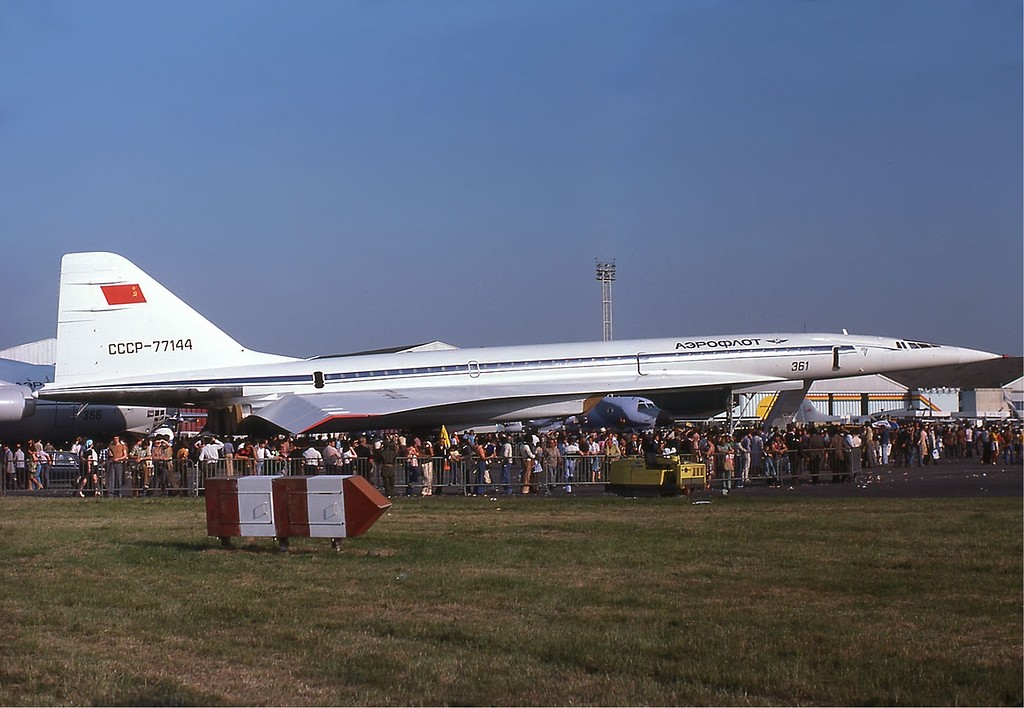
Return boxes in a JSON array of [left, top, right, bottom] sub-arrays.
[[1, 0, 1021, 358]]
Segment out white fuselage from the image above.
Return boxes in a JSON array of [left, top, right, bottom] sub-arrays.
[[41, 253, 1001, 434], [40, 332, 997, 432]]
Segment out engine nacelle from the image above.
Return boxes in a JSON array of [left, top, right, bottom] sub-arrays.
[[0, 383, 37, 421]]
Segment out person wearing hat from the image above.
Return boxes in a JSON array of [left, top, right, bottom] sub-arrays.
[[152, 434, 173, 494], [77, 440, 100, 497]]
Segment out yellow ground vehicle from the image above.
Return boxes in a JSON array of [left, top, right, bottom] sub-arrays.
[[605, 456, 707, 497]]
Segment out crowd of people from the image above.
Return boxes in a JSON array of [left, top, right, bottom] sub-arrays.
[[1, 419, 1020, 497]]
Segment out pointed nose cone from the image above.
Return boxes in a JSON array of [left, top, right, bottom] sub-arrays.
[[878, 340, 1004, 380], [944, 345, 1002, 366]]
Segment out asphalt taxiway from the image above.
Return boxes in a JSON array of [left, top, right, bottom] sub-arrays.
[[729, 458, 1022, 499]]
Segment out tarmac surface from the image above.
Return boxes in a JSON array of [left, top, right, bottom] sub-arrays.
[[721, 458, 1022, 499]]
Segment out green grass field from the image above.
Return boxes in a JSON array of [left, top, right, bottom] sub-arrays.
[[0, 494, 1020, 706]]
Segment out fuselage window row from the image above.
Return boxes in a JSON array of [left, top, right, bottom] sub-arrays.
[[316, 345, 851, 385], [110, 344, 865, 392]]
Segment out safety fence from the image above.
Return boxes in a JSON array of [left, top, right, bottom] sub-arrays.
[[2, 449, 866, 496]]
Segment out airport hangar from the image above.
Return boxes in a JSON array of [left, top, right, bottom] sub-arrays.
[[735, 356, 1023, 423]]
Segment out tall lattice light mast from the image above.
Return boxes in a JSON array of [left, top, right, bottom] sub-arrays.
[[595, 260, 616, 342]]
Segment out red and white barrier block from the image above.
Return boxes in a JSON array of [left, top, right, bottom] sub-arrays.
[[205, 475, 391, 551]]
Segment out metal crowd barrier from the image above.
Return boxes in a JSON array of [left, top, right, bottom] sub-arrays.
[[183, 450, 865, 496], [704, 448, 863, 489], [0, 449, 866, 497], [158, 453, 625, 497], [187, 454, 621, 497]]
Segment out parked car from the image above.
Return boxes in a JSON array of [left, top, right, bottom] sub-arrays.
[[47, 451, 82, 490]]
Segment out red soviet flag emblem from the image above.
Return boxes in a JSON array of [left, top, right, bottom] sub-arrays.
[[101, 284, 146, 305]]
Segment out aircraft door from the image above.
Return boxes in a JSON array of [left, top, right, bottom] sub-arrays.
[[468, 361, 480, 378], [637, 352, 670, 376]]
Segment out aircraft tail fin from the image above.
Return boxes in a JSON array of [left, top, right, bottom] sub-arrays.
[[55, 252, 294, 385]]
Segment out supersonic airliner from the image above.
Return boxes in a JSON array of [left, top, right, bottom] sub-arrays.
[[38, 252, 999, 435]]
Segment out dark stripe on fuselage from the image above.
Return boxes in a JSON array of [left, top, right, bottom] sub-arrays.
[[54, 344, 858, 395]]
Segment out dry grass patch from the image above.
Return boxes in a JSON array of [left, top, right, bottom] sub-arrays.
[[0, 494, 1019, 705]]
